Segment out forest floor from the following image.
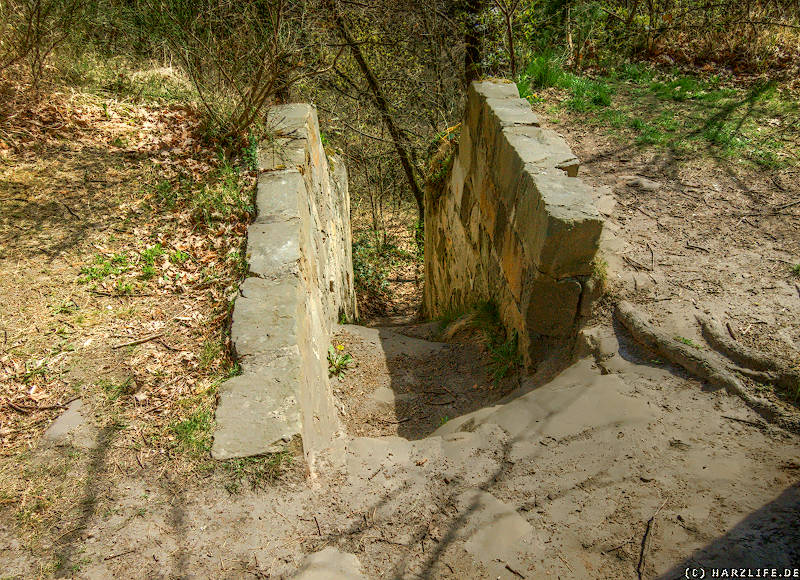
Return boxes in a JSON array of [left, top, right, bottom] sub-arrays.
[[1, 65, 799, 579]]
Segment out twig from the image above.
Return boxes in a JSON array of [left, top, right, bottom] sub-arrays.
[[4, 399, 68, 414], [90, 290, 153, 298], [637, 499, 668, 580], [685, 242, 710, 253], [104, 549, 136, 561], [505, 563, 526, 578], [157, 338, 180, 352], [722, 415, 764, 428], [112, 333, 164, 350], [61, 202, 79, 218], [379, 416, 413, 424], [314, 516, 322, 536], [725, 322, 737, 341], [623, 256, 652, 272]]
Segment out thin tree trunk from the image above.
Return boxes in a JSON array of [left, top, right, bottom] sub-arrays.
[[463, 0, 483, 83], [328, 0, 425, 222], [505, 11, 516, 77]]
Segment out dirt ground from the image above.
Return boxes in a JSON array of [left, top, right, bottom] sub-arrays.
[[2, 90, 800, 578]]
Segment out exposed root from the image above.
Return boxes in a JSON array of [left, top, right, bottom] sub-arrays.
[[615, 301, 800, 434], [696, 315, 800, 392]]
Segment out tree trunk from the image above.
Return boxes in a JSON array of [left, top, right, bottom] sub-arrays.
[[328, 0, 425, 222], [463, 0, 483, 84]]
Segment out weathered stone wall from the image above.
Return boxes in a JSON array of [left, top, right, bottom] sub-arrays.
[[424, 81, 603, 365], [212, 104, 356, 468]]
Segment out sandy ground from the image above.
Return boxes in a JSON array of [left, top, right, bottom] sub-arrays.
[[2, 324, 798, 579]]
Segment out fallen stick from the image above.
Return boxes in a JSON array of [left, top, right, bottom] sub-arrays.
[[111, 333, 164, 349], [615, 302, 799, 434], [637, 499, 667, 580]]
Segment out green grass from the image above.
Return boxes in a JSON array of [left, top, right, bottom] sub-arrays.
[[791, 264, 800, 278], [519, 53, 799, 169], [170, 249, 190, 264], [436, 301, 522, 384], [78, 253, 130, 282], [150, 161, 254, 225], [675, 336, 702, 349], [140, 243, 165, 265], [99, 378, 134, 401], [220, 452, 294, 494], [169, 408, 213, 454]]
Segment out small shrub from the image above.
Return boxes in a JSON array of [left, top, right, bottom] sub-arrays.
[[487, 331, 522, 382]]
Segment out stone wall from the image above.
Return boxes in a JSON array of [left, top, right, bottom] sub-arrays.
[[212, 104, 356, 468], [424, 81, 603, 365]]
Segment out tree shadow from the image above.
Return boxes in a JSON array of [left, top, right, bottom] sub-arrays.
[[658, 483, 800, 579], [54, 424, 118, 578], [0, 146, 151, 261]]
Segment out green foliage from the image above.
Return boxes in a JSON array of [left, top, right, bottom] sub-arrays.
[[199, 339, 222, 369], [351, 235, 394, 301], [242, 133, 259, 172], [524, 57, 798, 169], [520, 51, 568, 90], [487, 331, 522, 382], [140, 244, 165, 266], [563, 76, 613, 111], [791, 264, 800, 278], [592, 258, 608, 287], [79, 253, 130, 283], [169, 249, 191, 264], [328, 344, 353, 378]]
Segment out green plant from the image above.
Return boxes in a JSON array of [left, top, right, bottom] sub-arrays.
[[439, 416, 449, 426], [139, 264, 157, 280], [592, 258, 608, 287], [115, 279, 133, 295], [675, 336, 702, 349], [487, 331, 522, 382], [520, 50, 567, 90], [243, 133, 259, 172], [790, 264, 800, 278], [170, 249, 191, 264], [78, 253, 130, 282], [199, 339, 222, 369], [328, 344, 353, 378], [352, 236, 393, 301], [140, 243, 165, 265]]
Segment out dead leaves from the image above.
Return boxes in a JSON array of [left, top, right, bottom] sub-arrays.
[[0, 89, 251, 461]]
